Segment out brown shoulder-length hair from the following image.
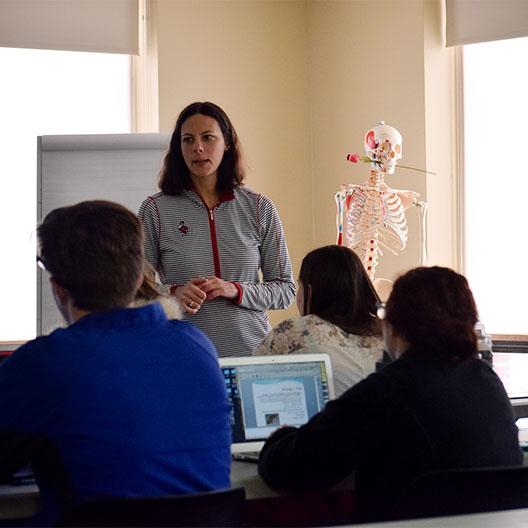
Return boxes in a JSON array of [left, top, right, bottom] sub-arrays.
[[159, 101, 246, 196], [385, 266, 479, 361], [299, 245, 380, 336]]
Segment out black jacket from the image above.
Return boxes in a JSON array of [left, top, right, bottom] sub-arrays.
[[258, 350, 523, 522]]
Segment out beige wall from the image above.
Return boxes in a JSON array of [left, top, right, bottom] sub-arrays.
[[156, 0, 312, 325], [310, 0, 428, 281], [155, 0, 453, 323]]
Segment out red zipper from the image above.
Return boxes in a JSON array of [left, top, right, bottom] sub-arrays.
[[207, 207, 222, 277], [194, 191, 222, 277]]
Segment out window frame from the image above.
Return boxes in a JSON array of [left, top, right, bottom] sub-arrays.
[[0, 1, 158, 347]]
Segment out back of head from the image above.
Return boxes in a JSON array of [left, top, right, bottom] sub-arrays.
[[299, 245, 380, 335], [385, 266, 478, 361], [160, 101, 245, 195], [38, 200, 144, 311]]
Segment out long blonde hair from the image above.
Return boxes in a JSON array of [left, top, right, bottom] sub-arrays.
[[134, 262, 183, 320]]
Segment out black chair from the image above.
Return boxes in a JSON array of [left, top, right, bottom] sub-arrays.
[[391, 465, 528, 521], [55, 487, 246, 527]]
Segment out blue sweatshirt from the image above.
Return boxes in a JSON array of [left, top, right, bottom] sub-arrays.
[[0, 303, 231, 526]]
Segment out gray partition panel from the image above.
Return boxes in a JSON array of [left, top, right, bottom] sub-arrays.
[[37, 133, 170, 335]]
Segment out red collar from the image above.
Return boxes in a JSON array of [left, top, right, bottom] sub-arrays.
[[217, 190, 235, 203], [190, 187, 235, 207]]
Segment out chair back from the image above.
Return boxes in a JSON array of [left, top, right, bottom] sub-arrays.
[[55, 487, 246, 527], [391, 465, 528, 520]]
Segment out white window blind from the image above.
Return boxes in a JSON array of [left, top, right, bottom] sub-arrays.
[[37, 133, 167, 335], [0, 0, 139, 55], [446, 0, 528, 47]]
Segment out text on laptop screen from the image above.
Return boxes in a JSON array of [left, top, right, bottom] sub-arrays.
[[222, 360, 331, 444]]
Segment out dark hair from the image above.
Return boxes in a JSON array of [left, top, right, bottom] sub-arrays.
[[159, 101, 245, 195], [385, 266, 478, 361], [38, 200, 144, 311], [299, 245, 380, 335]]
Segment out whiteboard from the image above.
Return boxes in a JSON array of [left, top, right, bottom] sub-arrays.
[[37, 133, 170, 335]]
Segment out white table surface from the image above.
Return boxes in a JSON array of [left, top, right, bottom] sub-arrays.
[[352, 507, 528, 528]]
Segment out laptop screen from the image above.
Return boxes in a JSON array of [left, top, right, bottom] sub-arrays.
[[220, 354, 334, 452]]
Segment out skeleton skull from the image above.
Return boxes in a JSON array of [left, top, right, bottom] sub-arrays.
[[364, 122, 402, 175]]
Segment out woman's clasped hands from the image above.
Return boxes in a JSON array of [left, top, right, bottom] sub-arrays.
[[175, 277, 238, 314]]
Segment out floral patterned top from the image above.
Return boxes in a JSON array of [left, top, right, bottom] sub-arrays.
[[255, 314, 384, 397]]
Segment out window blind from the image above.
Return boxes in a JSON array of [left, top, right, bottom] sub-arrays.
[[446, 0, 528, 47], [37, 132, 169, 334], [0, 0, 139, 55]]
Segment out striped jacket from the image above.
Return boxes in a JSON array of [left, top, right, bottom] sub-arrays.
[[138, 186, 296, 357]]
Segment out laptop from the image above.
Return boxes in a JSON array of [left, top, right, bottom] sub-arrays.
[[219, 353, 335, 461]]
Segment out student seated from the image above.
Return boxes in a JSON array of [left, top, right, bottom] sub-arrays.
[[133, 261, 183, 320], [258, 266, 522, 523], [255, 245, 384, 396], [0, 200, 231, 526]]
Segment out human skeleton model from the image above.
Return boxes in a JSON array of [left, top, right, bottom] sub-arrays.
[[335, 122, 424, 280]]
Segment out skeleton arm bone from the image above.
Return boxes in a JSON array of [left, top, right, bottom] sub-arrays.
[[392, 189, 421, 210]]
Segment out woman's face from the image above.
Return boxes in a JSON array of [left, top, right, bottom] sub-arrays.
[[181, 114, 228, 183]]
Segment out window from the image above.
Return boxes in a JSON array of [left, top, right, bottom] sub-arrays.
[[0, 47, 131, 343], [462, 37, 528, 343]]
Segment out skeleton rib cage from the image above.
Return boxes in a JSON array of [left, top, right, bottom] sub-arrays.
[[336, 179, 410, 280]]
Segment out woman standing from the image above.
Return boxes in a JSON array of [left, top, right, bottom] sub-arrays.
[[139, 102, 295, 357]]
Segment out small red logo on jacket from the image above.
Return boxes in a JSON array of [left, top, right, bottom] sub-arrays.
[[178, 220, 190, 236]]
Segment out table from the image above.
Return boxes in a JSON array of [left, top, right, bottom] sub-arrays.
[[353, 507, 528, 528], [0, 460, 276, 521], [0, 483, 39, 520], [4, 479, 528, 527]]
